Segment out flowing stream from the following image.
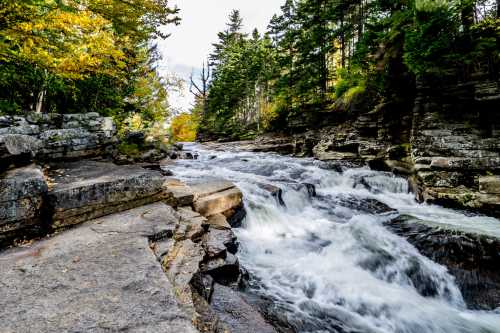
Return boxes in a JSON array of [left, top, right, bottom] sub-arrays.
[[170, 143, 500, 333]]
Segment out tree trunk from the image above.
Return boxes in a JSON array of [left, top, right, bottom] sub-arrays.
[[35, 89, 45, 114]]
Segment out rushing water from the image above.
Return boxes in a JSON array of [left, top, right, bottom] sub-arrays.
[[170, 143, 500, 333]]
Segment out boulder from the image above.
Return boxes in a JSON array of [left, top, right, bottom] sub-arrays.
[[0, 165, 48, 246], [47, 160, 169, 228], [0, 202, 197, 333], [0, 134, 42, 170], [194, 187, 243, 217], [210, 284, 277, 333]]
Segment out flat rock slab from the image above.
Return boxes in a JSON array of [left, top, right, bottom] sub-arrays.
[[193, 187, 243, 217], [190, 180, 236, 200], [0, 202, 197, 333], [47, 160, 168, 228]]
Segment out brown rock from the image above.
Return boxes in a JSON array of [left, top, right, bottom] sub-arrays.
[[194, 187, 243, 217]]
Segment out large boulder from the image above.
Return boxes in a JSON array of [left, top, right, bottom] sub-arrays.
[[190, 180, 243, 218], [0, 134, 42, 170], [0, 165, 48, 246], [47, 160, 169, 228], [0, 202, 198, 333]]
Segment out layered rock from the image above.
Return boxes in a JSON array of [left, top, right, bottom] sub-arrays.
[[0, 165, 48, 246], [0, 112, 116, 165], [46, 160, 169, 228]]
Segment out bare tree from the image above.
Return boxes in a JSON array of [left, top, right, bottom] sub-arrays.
[[189, 61, 211, 115]]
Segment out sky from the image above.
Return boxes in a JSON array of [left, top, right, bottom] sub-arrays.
[[157, 0, 284, 114]]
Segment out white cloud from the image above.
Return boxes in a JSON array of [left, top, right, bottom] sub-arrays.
[[157, 0, 284, 113]]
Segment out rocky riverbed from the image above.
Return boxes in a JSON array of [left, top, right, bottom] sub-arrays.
[[1, 111, 500, 332], [170, 143, 500, 333]]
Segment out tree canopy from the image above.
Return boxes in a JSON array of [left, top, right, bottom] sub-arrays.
[[198, 0, 499, 140]]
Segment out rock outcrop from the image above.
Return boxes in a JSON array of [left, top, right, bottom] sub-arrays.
[[0, 165, 48, 247], [384, 214, 500, 310], [47, 160, 170, 228], [0, 203, 198, 333]]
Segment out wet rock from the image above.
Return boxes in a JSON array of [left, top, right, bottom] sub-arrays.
[[318, 194, 397, 215], [385, 215, 500, 310], [0, 165, 48, 246], [0, 202, 197, 333], [258, 183, 285, 206], [211, 284, 277, 333], [191, 273, 215, 302], [201, 252, 240, 284], [47, 160, 169, 228], [225, 204, 247, 228]]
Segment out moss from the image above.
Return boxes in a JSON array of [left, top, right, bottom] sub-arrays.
[[117, 142, 141, 158]]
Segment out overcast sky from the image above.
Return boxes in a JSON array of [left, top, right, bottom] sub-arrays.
[[157, 0, 283, 114]]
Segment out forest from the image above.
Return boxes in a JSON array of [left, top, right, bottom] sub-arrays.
[[197, 0, 499, 140], [0, 0, 180, 134]]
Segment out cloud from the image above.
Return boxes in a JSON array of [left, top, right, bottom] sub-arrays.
[[157, 0, 283, 113]]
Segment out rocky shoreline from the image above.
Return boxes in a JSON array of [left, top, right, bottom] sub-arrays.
[[0, 112, 279, 332]]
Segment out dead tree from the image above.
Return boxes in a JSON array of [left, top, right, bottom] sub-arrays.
[[189, 61, 211, 116]]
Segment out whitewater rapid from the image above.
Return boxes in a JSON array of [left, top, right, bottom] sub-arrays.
[[170, 143, 500, 333]]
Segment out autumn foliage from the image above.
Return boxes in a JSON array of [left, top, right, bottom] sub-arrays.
[[170, 113, 198, 142]]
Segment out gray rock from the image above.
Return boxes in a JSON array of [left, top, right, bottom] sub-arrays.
[[0, 202, 198, 333], [47, 160, 169, 228], [0, 134, 42, 157], [211, 284, 277, 333], [0, 165, 48, 243]]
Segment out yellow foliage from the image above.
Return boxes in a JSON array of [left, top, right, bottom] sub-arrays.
[[170, 113, 198, 142], [1, 2, 125, 79]]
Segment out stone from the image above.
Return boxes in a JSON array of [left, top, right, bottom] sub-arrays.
[[163, 239, 205, 306], [258, 183, 285, 206], [0, 124, 40, 136], [385, 214, 500, 310], [0, 202, 197, 333], [211, 284, 277, 333], [0, 165, 48, 245], [47, 160, 169, 228], [202, 228, 238, 258], [165, 179, 195, 207], [190, 180, 236, 200], [193, 187, 243, 217], [0, 134, 42, 157], [201, 252, 240, 284], [479, 176, 500, 194], [205, 213, 232, 230]]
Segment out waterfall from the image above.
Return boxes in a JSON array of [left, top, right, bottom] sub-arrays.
[[170, 143, 500, 333]]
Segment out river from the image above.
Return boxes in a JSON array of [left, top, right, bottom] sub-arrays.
[[170, 143, 500, 333]]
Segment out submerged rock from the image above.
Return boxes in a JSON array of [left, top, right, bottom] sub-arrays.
[[385, 214, 500, 310]]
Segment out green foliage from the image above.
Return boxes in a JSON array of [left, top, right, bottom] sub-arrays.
[[199, 0, 499, 140], [0, 0, 180, 132]]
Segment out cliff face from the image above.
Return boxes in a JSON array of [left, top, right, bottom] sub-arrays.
[[302, 76, 500, 216]]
